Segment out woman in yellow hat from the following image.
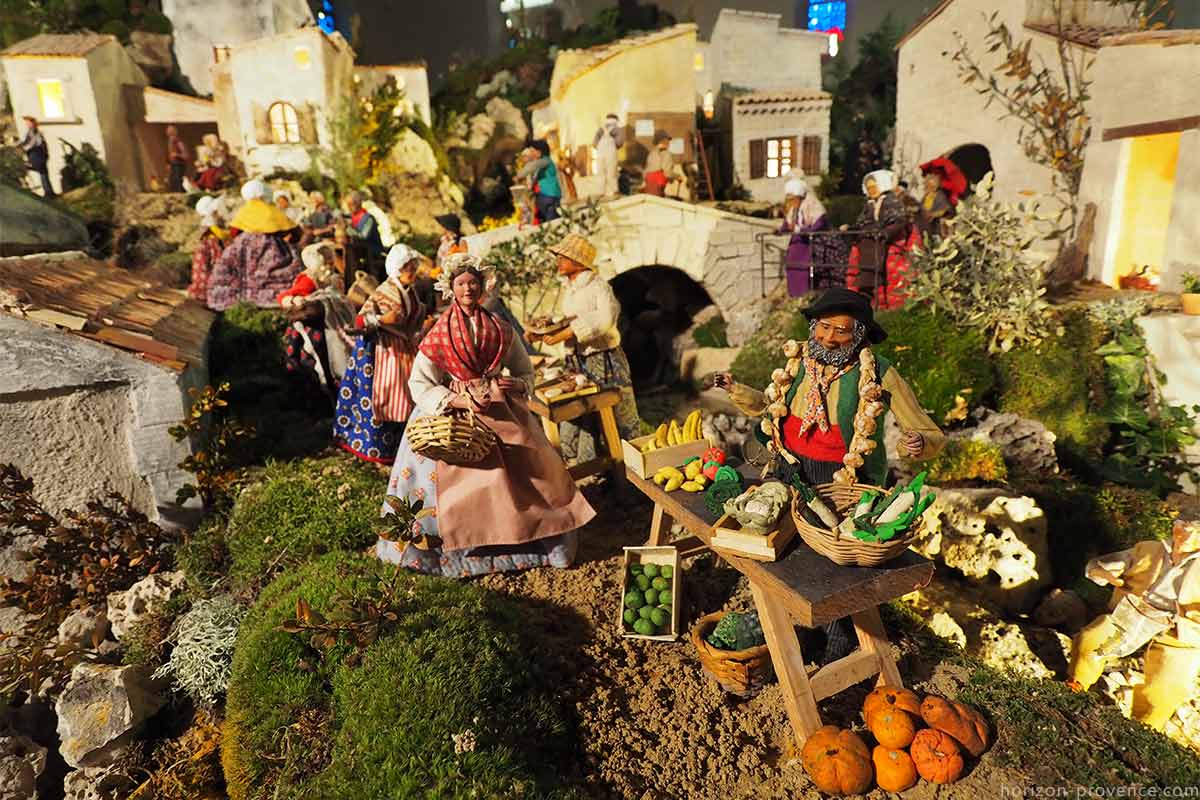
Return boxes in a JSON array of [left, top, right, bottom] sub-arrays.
[[549, 233, 641, 461], [205, 180, 301, 311]]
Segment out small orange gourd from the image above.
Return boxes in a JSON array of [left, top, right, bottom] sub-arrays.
[[920, 695, 990, 757], [872, 745, 919, 792], [800, 725, 874, 796], [866, 707, 918, 749], [862, 686, 922, 719], [910, 728, 965, 784]]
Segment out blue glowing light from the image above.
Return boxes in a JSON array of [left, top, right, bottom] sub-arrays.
[[807, 1, 846, 33]]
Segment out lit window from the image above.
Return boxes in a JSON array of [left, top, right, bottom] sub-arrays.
[[702, 91, 715, 120], [294, 47, 311, 70], [828, 32, 839, 57], [694, 52, 704, 72], [36, 79, 66, 120], [766, 137, 793, 179], [268, 102, 301, 144], [808, 1, 847, 32]]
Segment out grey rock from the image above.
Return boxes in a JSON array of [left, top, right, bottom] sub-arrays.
[[0, 606, 34, 653], [1032, 588, 1089, 633], [54, 663, 166, 768], [106, 571, 184, 641], [57, 606, 109, 650], [958, 408, 1059, 476], [62, 766, 137, 800], [124, 31, 174, 84], [0, 734, 47, 800]]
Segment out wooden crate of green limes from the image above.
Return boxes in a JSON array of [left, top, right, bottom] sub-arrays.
[[620, 546, 681, 641]]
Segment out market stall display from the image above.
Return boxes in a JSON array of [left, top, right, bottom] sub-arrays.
[[622, 410, 711, 479], [619, 546, 682, 641], [711, 482, 798, 562]]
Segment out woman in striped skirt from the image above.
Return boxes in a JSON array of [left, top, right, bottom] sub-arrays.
[[332, 244, 428, 464]]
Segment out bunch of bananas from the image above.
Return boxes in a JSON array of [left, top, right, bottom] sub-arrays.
[[652, 458, 710, 493], [640, 410, 704, 453]]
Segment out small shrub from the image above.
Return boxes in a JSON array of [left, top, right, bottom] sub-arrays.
[[0, 145, 28, 189], [875, 305, 995, 422], [154, 595, 246, 708], [59, 140, 113, 192], [918, 438, 1007, 484], [1181, 272, 1200, 294], [223, 455, 384, 592], [169, 383, 256, 513], [692, 316, 729, 349], [1094, 484, 1177, 550], [222, 554, 574, 800], [996, 309, 1109, 456]]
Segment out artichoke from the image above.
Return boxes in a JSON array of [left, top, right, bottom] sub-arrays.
[[723, 481, 790, 532]]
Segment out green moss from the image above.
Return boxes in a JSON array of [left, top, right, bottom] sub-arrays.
[[996, 309, 1110, 457], [875, 305, 995, 422], [223, 456, 384, 592], [918, 438, 1007, 484], [692, 316, 730, 349], [176, 518, 230, 596], [223, 554, 575, 800], [1094, 484, 1177, 549]]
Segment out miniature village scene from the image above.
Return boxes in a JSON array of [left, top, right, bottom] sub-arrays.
[[2, 0, 1200, 797]]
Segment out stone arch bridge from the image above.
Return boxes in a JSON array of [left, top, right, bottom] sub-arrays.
[[466, 195, 782, 345]]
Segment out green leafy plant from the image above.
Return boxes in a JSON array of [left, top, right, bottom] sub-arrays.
[[59, 139, 113, 192], [907, 173, 1055, 352], [168, 382, 255, 512], [153, 595, 247, 708], [1093, 313, 1199, 492], [0, 145, 26, 189], [1181, 272, 1200, 295]]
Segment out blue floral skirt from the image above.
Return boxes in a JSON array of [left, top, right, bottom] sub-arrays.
[[332, 335, 403, 464]]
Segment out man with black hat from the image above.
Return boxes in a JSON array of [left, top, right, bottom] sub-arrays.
[[715, 287, 945, 661]]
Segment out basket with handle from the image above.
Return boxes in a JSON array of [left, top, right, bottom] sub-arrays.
[[407, 409, 496, 466], [690, 612, 773, 697], [791, 482, 916, 567]]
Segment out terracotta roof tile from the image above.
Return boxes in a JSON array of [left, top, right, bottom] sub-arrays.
[[1025, 22, 1138, 48], [1, 33, 115, 58]]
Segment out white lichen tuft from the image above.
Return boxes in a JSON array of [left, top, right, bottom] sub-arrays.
[[153, 595, 247, 708]]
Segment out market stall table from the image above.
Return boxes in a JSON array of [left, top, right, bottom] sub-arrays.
[[626, 463, 934, 747], [528, 388, 625, 484]]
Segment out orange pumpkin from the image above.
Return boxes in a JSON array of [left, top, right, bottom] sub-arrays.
[[866, 708, 918, 749], [800, 725, 874, 796], [862, 686, 922, 719], [872, 745, 919, 793], [920, 695, 990, 757], [910, 728, 965, 784]]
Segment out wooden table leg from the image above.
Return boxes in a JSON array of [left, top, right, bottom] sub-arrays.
[[648, 503, 674, 546], [751, 582, 823, 747], [541, 417, 561, 449], [598, 406, 625, 485], [851, 606, 903, 688]]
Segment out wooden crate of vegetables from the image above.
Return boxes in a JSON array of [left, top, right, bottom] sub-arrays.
[[710, 482, 797, 562], [619, 546, 681, 641], [791, 471, 936, 567], [621, 410, 710, 479]]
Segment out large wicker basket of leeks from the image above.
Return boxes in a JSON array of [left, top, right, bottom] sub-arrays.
[[790, 472, 935, 567]]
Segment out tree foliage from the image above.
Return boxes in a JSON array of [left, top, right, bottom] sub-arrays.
[[0, 0, 170, 47]]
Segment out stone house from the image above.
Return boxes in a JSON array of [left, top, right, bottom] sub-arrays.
[[0, 34, 218, 193], [1074, 31, 1200, 292], [0, 252, 214, 525], [211, 27, 356, 177]]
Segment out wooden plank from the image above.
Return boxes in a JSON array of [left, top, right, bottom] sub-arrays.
[[94, 327, 179, 361], [751, 582, 824, 746], [541, 417, 561, 448], [24, 308, 88, 330], [528, 389, 620, 424], [810, 650, 881, 702], [624, 465, 934, 627], [672, 535, 710, 559], [648, 503, 673, 546], [1103, 114, 1200, 142], [568, 457, 611, 481], [852, 606, 904, 688]]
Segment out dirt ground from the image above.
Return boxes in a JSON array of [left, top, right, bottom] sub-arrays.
[[481, 483, 1026, 800]]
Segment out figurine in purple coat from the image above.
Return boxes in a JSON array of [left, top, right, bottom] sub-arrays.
[[778, 178, 830, 296]]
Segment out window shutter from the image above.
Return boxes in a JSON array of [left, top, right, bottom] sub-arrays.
[[803, 136, 822, 175], [252, 102, 271, 145], [749, 138, 765, 180], [297, 104, 319, 145], [574, 145, 590, 176]]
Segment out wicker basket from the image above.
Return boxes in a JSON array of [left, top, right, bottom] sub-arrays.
[[791, 482, 916, 567], [407, 410, 496, 465], [691, 612, 773, 697]]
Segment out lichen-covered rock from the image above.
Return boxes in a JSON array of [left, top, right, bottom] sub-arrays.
[[62, 766, 138, 800], [1032, 588, 1089, 633], [106, 571, 184, 641], [903, 580, 1070, 679], [0, 734, 47, 800], [57, 605, 109, 650], [55, 663, 166, 768], [387, 129, 439, 177], [912, 488, 1052, 613], [124, 32, 174, 85], [958, 408, 1059, 476], [484, 96, 528, 143]]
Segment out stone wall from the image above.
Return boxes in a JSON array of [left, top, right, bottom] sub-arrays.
[[701, 9, 827, 96], [0, 315, 200, 522], [467, 195, 779, 345], [733, 100, 831, 200]]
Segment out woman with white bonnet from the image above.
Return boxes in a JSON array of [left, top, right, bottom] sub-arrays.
[[186, 194, 230, 302], [777, 177, 829, 296], [277, 243, 355, 404], [332, 243, 428, 464], [843, 169, 910, 307]]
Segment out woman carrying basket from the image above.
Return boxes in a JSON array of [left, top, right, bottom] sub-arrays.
[[378, 253, 594, 576]]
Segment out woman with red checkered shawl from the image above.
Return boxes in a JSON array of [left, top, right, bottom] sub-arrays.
[[377, 254, 594, 576]]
